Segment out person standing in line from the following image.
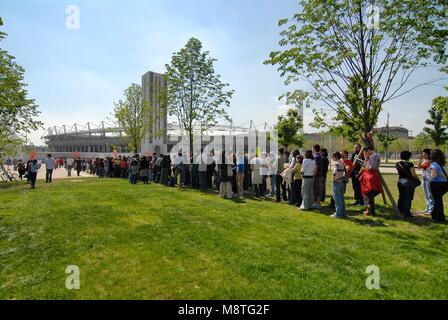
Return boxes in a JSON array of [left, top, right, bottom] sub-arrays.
[[44, 154, 55, 183], [359, 147, 382, 216], [267, 152, 277, 198], [287, 150, 300, 204], [29, 159, 38, 189], [98, 159, 105, 178], [104, 157, 110, 178], [174, 152, 186, 187], [276, 148, 288, 202], [250, 152, 263, 198], [218, 152, 233, 199], [139, 156, 150, 184], [418, 149, 434, 215], [291, 155, 304, 207], [350, 143, 364, 206], [320, 148, 330, 203], [331, 152, 347, 219], [429, 149, 448, 223], [312, 145, 323, 209], [395, 151, 420, 218], [66, 157, 74, 177], [300, 150, 316, 210], [155, 154, 163, 183], [198, 151, 209, 191], [108, 157, 114, 178], [260, 152, 270, 198], [160, 155, 171, 186], [74, 157, 82, 177], [235, 152, 245, 198], [130, 155, 140, 185]]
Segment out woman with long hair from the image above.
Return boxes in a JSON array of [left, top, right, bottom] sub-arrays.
[[429, 149, 448, 223], [418, 149, 434, 215]]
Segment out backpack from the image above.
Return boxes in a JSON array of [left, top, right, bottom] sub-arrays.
[[167, 176, 176, 187]]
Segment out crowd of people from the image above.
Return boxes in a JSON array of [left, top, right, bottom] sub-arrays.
[[14, 143, 448, 223]]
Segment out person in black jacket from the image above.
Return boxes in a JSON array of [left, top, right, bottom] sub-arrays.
[[139, 156, 150, 184], [395, 151, 420, 218], [320, 148, 330, 202]]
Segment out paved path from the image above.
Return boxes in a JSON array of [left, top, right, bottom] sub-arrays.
[[35, 166, 97, 180]]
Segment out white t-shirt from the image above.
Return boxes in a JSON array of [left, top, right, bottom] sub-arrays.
[[301, 158, 316, 177], [66, 158, 74, 166]]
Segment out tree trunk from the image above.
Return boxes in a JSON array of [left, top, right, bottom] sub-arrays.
[[361, 132, 375, 149]]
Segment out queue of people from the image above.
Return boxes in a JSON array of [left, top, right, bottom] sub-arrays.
[[13, 144, 448, 223]]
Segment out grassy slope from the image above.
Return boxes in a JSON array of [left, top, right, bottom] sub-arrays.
[[0, 175, 447, 300]]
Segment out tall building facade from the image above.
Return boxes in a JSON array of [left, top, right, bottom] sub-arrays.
[[141, 71, 168, 154]]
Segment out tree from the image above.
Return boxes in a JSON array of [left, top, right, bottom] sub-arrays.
[[164, 37, 234, 155], [113, 83, 150, 153], [376, 132, 397, 162], [0, 17, 42, 158], [423, 99, 448, 148], [265, 0, 448, 148], [275, 108, 304, 149], [413, 132, 434, 152], [433, 86, 448, 126]]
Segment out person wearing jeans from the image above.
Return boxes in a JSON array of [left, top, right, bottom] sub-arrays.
[[331, 152, 347, 218], [44, 154, 55, 183], [236, 153, 245, 198], [66, 157, 74, 177], [419, 149, 434, 215], [395, 151, 419, 218]]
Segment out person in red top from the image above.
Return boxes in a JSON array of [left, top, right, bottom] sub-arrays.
[[359, 147, 382, 216], [341, 150, 353, 172], [120, 157, 128, 178]]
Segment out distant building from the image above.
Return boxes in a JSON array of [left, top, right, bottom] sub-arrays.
[[374, 126, 409, 139]]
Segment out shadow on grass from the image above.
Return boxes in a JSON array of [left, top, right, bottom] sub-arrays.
[[0, 181, 29, 190]]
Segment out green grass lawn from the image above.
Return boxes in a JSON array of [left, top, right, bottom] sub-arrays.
[[0, 174, 447, 300]]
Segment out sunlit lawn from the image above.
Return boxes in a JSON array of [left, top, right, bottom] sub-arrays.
[[0, 173, 447, 299]]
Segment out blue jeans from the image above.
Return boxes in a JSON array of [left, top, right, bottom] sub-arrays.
[[332, 181, 346, 217], [422, 179, 434, 213], [397, 179, 416, 217], [199, 171, 207, 191], [269, 175, 276, 197]]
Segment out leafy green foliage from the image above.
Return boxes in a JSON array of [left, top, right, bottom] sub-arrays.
[[164, 38, 234, 153], [266, 0, 448, 147], [376, 131, 397, 162], [113, 83, 149, 153], [413, 132, 434, 152], [0, 17, 42, 157], [423, 94, 448, 148], [275, 108, 304, 148]]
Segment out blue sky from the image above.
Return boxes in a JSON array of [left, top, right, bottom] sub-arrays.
[[0, 0, 446, 145]]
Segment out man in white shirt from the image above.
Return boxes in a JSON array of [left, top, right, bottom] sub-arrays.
[[66, 157, 74, 177], [45, 154, 55, 183]]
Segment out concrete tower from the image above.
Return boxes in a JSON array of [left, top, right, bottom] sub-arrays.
[[141, 71, 168, 155]]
